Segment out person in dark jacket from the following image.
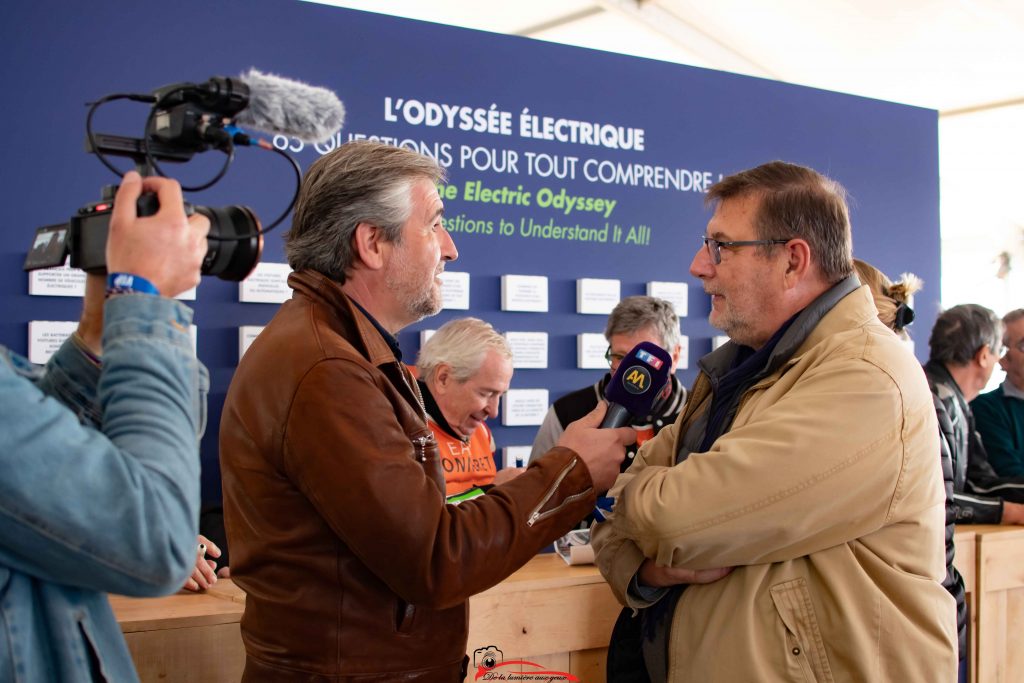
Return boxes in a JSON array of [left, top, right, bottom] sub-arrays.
[[529, 295, 687, 470], [924, 302, 1024, 681], [926, 304, 1024, 521], [972, 308, 1024, 476]]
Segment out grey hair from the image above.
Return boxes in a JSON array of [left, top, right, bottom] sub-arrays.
[[928, 303, 1003, 366], [706, 161, 854, 283], [283, 141, 445, 283], [417, 317, 513, 383], [1003, 308, 1024, 327], [605, 296, 680, 351]]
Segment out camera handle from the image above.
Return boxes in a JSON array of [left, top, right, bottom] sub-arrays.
[[136, 192, 160, 217], [99, 184, 177, 220]]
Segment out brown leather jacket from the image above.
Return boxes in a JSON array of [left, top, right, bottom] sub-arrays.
[[220, 270, 597, 682]]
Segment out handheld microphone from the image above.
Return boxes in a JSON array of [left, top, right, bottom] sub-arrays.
[[589, 341, 673, 516], [600, 341, 673, 429]]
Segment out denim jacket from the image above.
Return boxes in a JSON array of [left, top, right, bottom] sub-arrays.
[[0, 295, 206, 682]]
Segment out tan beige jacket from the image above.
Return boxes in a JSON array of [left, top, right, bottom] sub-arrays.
[[593, 285, 957, 682]]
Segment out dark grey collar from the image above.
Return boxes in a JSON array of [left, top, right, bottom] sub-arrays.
[[698, 273, 862, 384]]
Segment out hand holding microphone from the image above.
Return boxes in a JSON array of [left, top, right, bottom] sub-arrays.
[[558, 341, 673, 493], [557, 403, 635, 493]]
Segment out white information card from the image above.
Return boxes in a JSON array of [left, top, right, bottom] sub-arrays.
[[27, 321, 78, 364], [28, 264, 197, 300], [238, 325, 265, 360], [239, 262, 292, 304], [500, 275, 548, 312], [28, 263, 86, 297], [501, 389, 549, 426], [29, 321, 197, 364], [505, 331, 548, 369], [577, 332, 608, 369], [677, 335, 690, 370], [576, 278, 620, 315], [646, 281, 688, 317], [439, 271, 470, 310]]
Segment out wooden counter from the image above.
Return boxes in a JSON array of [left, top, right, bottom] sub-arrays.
[[112, 554, 615, 682], [970, 525, 1024, 683], [109, 588, 246, 682], [108, 527, 1014, 683], [466, 554, 617, 678], [953, 526, 978, 683]]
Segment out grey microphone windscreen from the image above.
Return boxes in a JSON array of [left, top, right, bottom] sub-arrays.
[[235, 68, 345, 144]]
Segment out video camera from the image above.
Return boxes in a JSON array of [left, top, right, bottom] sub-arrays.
[[23, 70, 341, 281]]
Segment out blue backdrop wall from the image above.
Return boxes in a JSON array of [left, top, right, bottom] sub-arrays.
[[0, 0, 941, 503]]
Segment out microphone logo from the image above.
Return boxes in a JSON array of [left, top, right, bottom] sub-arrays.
[[634, 349, 664, 370], [621, 366, 652, 394]]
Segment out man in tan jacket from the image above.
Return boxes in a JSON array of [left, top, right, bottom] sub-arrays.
[[593, 161, 956, 682]]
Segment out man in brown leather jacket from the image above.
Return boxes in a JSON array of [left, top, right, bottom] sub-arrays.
[[220, 141, 634, 682]]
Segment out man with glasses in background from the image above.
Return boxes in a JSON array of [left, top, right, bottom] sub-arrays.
[[529, 295, 686, 479], [925, 304, 1024, 524], [592, 160, 956, 681], [924, 304, 1024, 681], [972, 308, 1024, 477]]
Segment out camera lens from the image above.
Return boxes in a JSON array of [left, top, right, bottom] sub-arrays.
[[197, 205, 263, 281]]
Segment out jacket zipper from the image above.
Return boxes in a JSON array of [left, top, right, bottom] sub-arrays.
[[395, 363, 434, 462], [412, 435, 432, 462], [397, 363, 428, 422], [526, 458, 590, 527]]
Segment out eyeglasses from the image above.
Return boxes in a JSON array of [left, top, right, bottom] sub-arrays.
[[1001, 339, 1024, 357], [604, 347, 626, 368], [700, 235, 791, 265]]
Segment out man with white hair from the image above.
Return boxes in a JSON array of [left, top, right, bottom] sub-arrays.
[[416, 317, 523, 503]]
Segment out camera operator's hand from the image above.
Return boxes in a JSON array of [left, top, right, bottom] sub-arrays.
[[107, 171, 209, 298]]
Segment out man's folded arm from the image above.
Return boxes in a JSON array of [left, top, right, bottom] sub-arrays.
[[612, 358, 935, 569]]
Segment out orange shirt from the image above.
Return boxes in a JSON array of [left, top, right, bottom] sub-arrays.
[[426, 418, 497, 498]]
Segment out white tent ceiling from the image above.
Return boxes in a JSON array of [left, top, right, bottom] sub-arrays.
[[311, 0, 1024, 114]]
